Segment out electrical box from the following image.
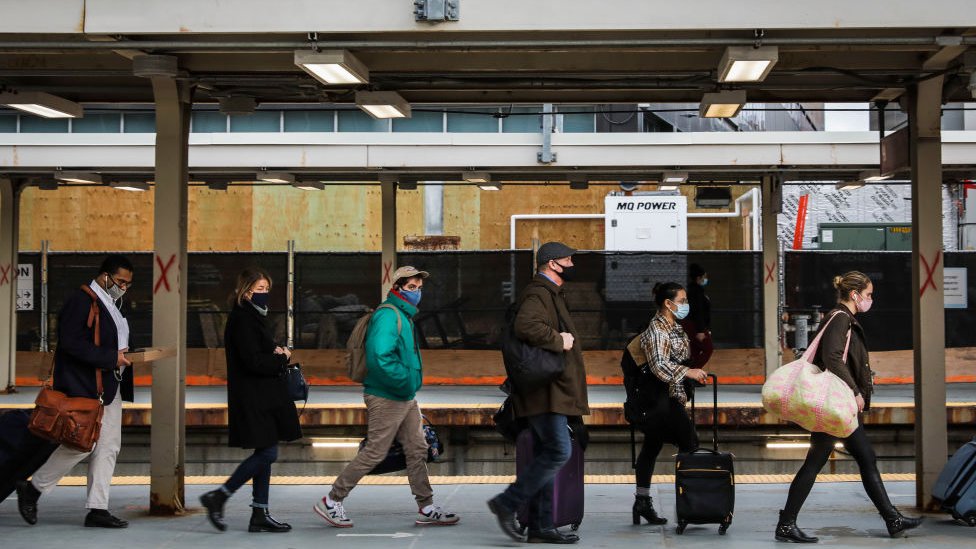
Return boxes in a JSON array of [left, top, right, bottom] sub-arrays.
[[818, 223, 912, 251], [604, 194, 688, 251]]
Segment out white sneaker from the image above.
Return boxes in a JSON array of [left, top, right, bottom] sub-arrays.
[[313, 497, 353, 528], [416, 505, 460, 525]]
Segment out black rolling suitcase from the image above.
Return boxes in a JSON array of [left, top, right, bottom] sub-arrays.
[[674, 373, 734, 535]]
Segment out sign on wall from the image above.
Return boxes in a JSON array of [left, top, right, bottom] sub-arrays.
[[944, 267, 968, 309], [16, 264, 33, 311]]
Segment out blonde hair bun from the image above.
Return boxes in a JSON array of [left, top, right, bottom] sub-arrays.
[[832, 275, 844, 289]]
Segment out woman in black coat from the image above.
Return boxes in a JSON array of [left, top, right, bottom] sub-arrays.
[[200, 267, 302, 533]]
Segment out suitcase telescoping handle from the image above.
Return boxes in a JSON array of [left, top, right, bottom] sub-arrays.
[[689, 373, 720, 453]]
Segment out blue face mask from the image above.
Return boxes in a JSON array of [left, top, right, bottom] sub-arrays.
[[250, 291, 270, 308], [672, 302, 690, 320], [400, 288, 422, 306]]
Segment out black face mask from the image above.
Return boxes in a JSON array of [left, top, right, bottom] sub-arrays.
[[250, 292, 270, 308], [553, 261, 577, 282]]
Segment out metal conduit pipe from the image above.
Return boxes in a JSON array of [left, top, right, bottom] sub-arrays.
[[0, 37, 972, 51], [510, 188, 760, 250]]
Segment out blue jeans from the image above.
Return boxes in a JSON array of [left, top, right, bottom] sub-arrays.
[[497, 413, 572, 531], [224, 445, 278, 508]]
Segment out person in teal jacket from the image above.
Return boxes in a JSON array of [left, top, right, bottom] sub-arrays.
[[314, 266, 460, 529]]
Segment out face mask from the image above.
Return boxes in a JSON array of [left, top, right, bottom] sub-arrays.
[[852, 292, 873, 313], [701, 278, 709, 287], [670, 301, 691, 320], [106, 275, 126, 301], [553, 261, 577, 282], [250, 291, 270, 308], [400, 288, 422, 306]]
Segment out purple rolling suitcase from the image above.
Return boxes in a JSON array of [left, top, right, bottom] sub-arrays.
[[515, 425, 585, 532]]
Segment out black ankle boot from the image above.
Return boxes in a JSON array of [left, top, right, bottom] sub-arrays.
[[632, 495, 667, 525], [884, 509, 923, 538], [200, 489, 229, 532], [249, 507, 292, 533], [775, 510, 819, 543]]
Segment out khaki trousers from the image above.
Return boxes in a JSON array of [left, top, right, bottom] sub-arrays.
[[31, 387, 123, 510], [330, 394, 433, 508]]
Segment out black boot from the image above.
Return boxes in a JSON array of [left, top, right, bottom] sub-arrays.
[[248, 507, 292, 533], [632, 495, 667, 525], [200, 489, 229, 532], [775, 510, 819, 543], [884, 509, 923, 538], [15, 480, 41, 525]]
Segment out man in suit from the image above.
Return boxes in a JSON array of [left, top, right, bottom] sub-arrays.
[[16, 254, 135, 528]]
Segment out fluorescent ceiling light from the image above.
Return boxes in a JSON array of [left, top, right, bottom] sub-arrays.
[[658, 184, 679, 191], [767, 441, 845, 450], [462, 171, 491, 184], [110, 181, 149, 192], [0, 91, 83, 118], [478, 184, 502, 191], [355, 91, 411, 119], [859, 170, 892, 182], [662, 171, 688, 184], [257, 171, 295, 184], [836, 181, 865, 191], [293, 181, 325, 191], [311, 437, 362, 449], [295, 50, 369, 85], [55, 170, 101, 184], [699, 90, 747, 118], [718, 46, 779, 83]]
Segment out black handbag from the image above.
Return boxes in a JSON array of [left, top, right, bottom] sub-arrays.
[[500, 297, 569, 394], [361, 415, 444, 475], [283, 363, 309, 402], [493, 395, 526, 442]]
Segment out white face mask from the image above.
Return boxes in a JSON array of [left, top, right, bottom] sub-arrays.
[[105, 275, 127, 301]]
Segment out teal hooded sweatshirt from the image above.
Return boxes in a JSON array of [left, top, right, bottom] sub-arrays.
[[363, 291, 423, 401]]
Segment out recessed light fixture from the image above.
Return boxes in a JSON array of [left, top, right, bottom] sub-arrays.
[[700, 90, 747, 118], [478, 183, 502, 191], [859, 170, 892, 182], [110, 181, 149, 192], [0, 91, 83, 118], [462, 171, 491, 184], [310, 437, 363, 449], [295, 50, 370, 85], [55, 171, 101, 184], [256, 171, 295, 184], [292, 181, 325, 191], [658, 184, 680, 191], [355, 91, 411, 119], [662, 171, 689, 185], [717, 46, 779, 83]]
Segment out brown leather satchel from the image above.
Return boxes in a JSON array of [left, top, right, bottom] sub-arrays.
[[28, 285, 106, 453]]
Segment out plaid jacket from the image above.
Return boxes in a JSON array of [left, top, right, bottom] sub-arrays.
[[639, 312, 691, 404]]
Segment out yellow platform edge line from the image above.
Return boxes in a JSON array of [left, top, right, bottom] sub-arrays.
[[55, 473, 916, 487]]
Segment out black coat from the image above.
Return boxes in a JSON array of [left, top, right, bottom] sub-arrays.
[[53, 287, 133, 406], [685, 282, 711, 334], [224, 302, 302, 449], [813, 306, 874, 408]]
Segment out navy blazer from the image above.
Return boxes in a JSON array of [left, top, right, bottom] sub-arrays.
[[52, 286, 134, 405]]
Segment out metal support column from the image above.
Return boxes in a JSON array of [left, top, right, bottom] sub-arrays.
[[908, 78, 948, 510], [0, 178, 19, 392], [149, 74, 192, 515], [286, 240, 295, 349], [761, 176, 783, 375], [380, 180, 397, 301]]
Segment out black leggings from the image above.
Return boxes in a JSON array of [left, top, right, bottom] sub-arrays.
[[783, 425, 895, 519], [635, 404, 699, 488]]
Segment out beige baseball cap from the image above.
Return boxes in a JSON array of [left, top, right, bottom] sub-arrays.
[[391, 265, 430, 282]]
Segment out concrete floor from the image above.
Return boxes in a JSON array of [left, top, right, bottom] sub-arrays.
[[0, 481, 972, 548]]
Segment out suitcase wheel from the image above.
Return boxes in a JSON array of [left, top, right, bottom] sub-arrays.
[[719, 521, 730, 535], [675, 521, 687, 535], [571, 522, 580, 531], [965, 512, 976, 527]]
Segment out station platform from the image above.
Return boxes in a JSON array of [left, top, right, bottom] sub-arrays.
[[0, 480, 972, 548], [2, 384, 976, 428]]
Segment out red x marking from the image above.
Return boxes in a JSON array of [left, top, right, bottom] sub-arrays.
[[920, 250, 941, 297], [764, 261, 777, 284], [0, 264, 10, 286], [382, 261, 393, 284], [154, 254, 176, 294]]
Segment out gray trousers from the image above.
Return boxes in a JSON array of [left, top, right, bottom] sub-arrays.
[[330, 394, 434, 508], [31, 387, 123, 510]]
